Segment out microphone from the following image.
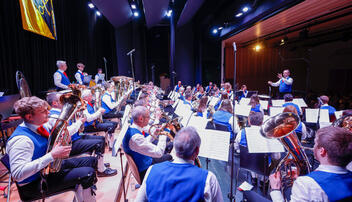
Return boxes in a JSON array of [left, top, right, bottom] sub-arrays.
[[103, 57, 107, 63], [171, 71, 177, 75], [232, 42, 237, 52], [127, 49, 136, 56], [317, 97, 323, 107]]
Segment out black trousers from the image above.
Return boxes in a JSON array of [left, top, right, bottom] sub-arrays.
[[278, 92, 292, 99], [17, 157, 97, 201], [138, 154, 173, 182], [102, 108, 124, 119], [70, 135, 105, 156], [84, 120, 118, 134]]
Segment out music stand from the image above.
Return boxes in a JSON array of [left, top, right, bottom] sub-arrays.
[[247, 91, 258, 98]]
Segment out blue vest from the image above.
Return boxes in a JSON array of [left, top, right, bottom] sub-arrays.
[[8, 126, 48, 184], [251, 104, 261, 113], [179, 94, 185, 101], [85, 104, 96, 127], [307, 171, 352, 201], [49, 110, 81, 142], [76, 71, 84, 84], [101, 93, 115, 113], [146, 161, 208, 202], [238, 90, 247, 100], [239, 129, 247, 146], [197, 111, 210, 119], [175, 85, 181, 92], [321, 105, 336, 115], [214, 100, 221, 111], [295, 122, 303, 134], [213, 110, 234, 140], [283, 102, 301, 115], [279, 77, 292, 93], [56, 70, 70, 86], [122, 127, 152, 172]]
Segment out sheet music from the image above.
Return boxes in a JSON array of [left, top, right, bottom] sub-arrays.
[[172, 99, 179, 108], [180, 109, 193, 127], [239, 98, 250, 105], [271, 99, 285, 107], [234, 103, 251, 116], [293, 98, 307, 108], [174, 102, 185, 116], [259, 100, 268, 110], [335, 111, 344, 119], [209, 97, 219, 106], [305, 108, 330, 123], [197, 129, 230, 161], [167, 91, 173, 98], [121, 105, 131, 125], [270, 107, 284, 116], [112, 121, 130, 156], [245, 127, 285, 153], [187, 115, 208, 130]]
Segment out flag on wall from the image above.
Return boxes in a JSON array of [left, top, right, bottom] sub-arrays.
[[19, 0, 57, 40]]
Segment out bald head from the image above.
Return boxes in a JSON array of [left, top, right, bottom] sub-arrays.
[[320, 95, 329, 104]]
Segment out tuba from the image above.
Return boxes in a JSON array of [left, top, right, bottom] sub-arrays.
[[43, 92, 84, 175], [16, 71, 32, 98], [260, 112, 311, 189]]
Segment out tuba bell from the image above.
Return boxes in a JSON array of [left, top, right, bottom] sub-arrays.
[[260, 112, 311, 189], [16, 71, 32, 98]]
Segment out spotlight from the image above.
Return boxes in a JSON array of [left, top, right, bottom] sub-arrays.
[[218, 27, 223, 30], [280, 36, 288, 46], [96, 11, 101, 16], [254, 44, 261, 52], [133, 11, 139, 17], [166, 10, 173, 17], [131, 3, 137, 9], [212, 28, 218, 34], [242, 7, 249, 12], [88, 3, 94, 9], [236, 12, 243, 17]]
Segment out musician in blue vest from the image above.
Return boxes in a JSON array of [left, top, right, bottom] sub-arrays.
[[320, 95, 337, 116], [249, 94, 264, 114], [122, 106, 172, 181], [75, 62, 86, 85], [101, 82, 124, 119], [6, 96, 97, 201], [282, 93, 302, 116], [270, 126, 352, 202], [268, 69, 293, 98], [81, 89, 118, 151], [46, 92, 117, 177], [174, 80, 182, 92], [53, 60, 71, 90], [212, 99, 240, 140], [135, 126, 223, 202], [94, 68, 105, 85], [183, 91, 193, 109], [205, 81, 213, 93]]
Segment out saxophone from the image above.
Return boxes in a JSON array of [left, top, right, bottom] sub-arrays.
[[43, 92, 84, 175]]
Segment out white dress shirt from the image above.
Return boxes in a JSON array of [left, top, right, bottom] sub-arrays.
[[135, 156, 224, 202], [47, 108, 83, 136], [6, 122, 54, 183], [270, 164, 352, 202], [94, 73, 105, 84], [270, 77, 293, 87], [102, 92, 122, 110], [53, 69, 69, 89], [83, 102, 104, 123], [75, 70, 83, 85], [128, 123, 167, 159]]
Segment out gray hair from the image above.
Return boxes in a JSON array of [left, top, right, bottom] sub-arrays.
[[131, 106, 148, 122], [46, 92, 61, 106], [56, 60, 66, 68], [248, 112, 263, 126], [174, 126, 201, 160]]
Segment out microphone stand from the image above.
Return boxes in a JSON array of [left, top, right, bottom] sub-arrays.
[[127, 49, 136, 99], [316, 98, 323, 129], [103, 57, 108, 81]]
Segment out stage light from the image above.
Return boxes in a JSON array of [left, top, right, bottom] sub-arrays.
[[96, 11, 101, 16], [212, 28, 218, 34], [242, 7, 249, 12], [254, 44, 261, 52], [133, 11, 139, 17], [280, 36, 288, 46], [131, 3, 137, 9], [166, 10, 173, 17], [236, 12, 243, 17], [88, 3, 94, 9], [218, 27, 223, 30]]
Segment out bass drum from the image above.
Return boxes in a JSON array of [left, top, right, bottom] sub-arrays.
[[16, 71, 31, 98]]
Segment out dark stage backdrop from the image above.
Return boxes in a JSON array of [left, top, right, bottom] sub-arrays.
[[0, 0, 117, 96]]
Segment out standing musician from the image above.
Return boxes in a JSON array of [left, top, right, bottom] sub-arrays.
[[101, 82, 124, 119], [46, 92, 117, 177], [238, 85, 248, 100], [205, 82, 213, 93], [122, 106, 172, 182], [6, 96, 97, 201], [81, 89, 118, 151], [53, 60, 70, 90], [75, 63, 86, 85], [270, 126, 352, 202], [136, 126, 223, 202], [268, 69, 293, 98], [95, 68, 105, 85]]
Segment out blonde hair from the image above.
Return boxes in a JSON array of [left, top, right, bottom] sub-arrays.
[[14, 96, 49, 119]]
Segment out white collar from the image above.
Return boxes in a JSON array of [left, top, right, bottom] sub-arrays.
[[50, 107, 61, 112], [322, 104, 329, 107], [58, 69, 64, 73], [131, 123, 144, 132], [316, 164, 349, 174], [78, 70, 82, 73], [20, 122, 41, 134], [173, 156, 194, 165]]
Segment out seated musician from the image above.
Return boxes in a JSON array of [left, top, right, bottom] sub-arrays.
[[212, 99, 240, 140], [94, 68, 105, 85], [238, 84, 248, 100], [282, 94, 302, 115], [196, 96, 209, 118], [235, 112, 263, 149], [206, 81, 213, 93], [81, 89, 118, 150], [283, 106, 308, 141], [174, 80, 182, 92], [224, 82, 233, 97], [122, 106, 172, 181], [101, 82, 124, 119], [46, 92, 117, 177], [320, 95, 336, 117], [75, 63, 86, 85], [136, 126, 223, 201], [192, 83, 200, 94], [6, 96, 97, 201], [270, 126, 352, 202], [249, 94, 264, 114], [183, 91, 193, 108], [53, 60, 70, 90], [214, 92, 228, 111]]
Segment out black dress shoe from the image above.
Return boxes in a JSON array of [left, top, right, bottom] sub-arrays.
[[97, 168, 118, 177], [104, 163, 110, 168]]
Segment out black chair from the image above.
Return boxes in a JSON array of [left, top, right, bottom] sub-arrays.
[[0, 154, 77, 202], [243, 190, 271, 202]]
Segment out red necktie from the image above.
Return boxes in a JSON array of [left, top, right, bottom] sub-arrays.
[[88, 102, 93, 107], [142, 131, 146, 137], [63, 72, 68, 78], [37, 125, 50, 138]]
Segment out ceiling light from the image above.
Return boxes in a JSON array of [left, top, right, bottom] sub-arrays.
[[88, 3, 94, 9], [131, 4, 136, 9], [96, 11, 101, 16], [236, 12, 243, 17], [166, 10, 173, 17], [218, 27, 223, 30], [254, 44, 261, 52], [212, 28, 218, 34], [242, 7, 249, 12], [133, 11, 139, 17]]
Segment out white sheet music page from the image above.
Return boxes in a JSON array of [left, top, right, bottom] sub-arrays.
[[172, 99, 179, 108], [187, 115, 208, 130], [209, 97, 220, 106], [259, 100, 269, 110], [180, 109, 193, 127], [305, 108, 330, 123], [293, 98, 307, 108], [270, 107, 284, 116], [234, 103, 251, 116], [272, 99, 285, 107], [245, 126, 285, 153], [121, 105, 131, 125], [335, 111, 344, 119], [113, 121, 130, 153], [239, 98, 250, 105], [174, 102, 186, 116], [197, 129, 230, 162], [319, 109, 330, 123]]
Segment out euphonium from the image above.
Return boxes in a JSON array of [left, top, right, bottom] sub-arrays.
[[260, 112, 311, 189], [43, 93, 84, 175]]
